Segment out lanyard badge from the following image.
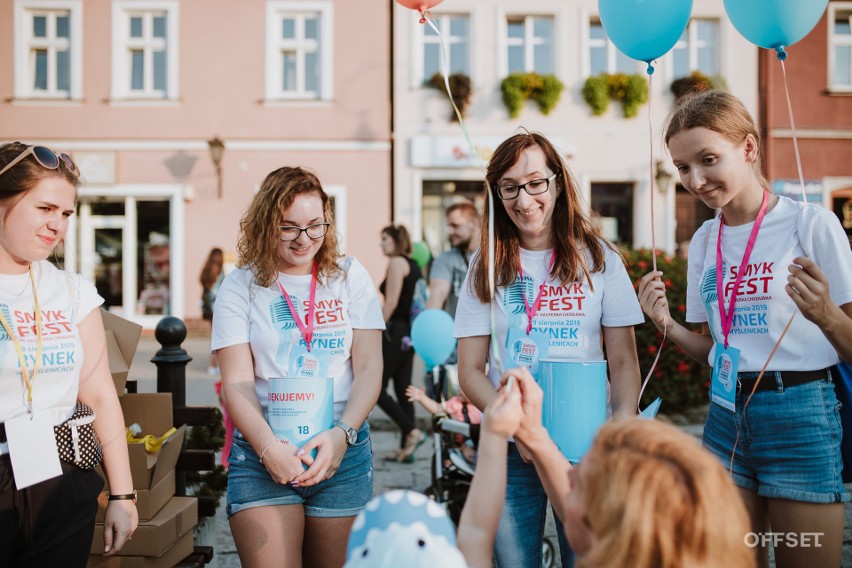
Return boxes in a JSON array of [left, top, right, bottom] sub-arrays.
[[710, 192, 769, 410]]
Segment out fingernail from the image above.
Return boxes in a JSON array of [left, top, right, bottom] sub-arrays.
[[296, 448, 305, 456], [105, 546, 110, 553]]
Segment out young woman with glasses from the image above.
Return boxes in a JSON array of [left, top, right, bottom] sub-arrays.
[[454, 132, 643, 568], [212, 166, 384, 568], [0, 142, 137, 566], [377, 224, 425, 463]]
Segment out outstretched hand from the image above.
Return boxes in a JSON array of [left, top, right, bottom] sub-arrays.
[[483, 385, 523, 439]]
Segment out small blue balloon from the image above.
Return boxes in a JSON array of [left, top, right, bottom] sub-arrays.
[[724, 0, 828, 51], [599, 0, 693, 64], [410, 309, 456, 368]]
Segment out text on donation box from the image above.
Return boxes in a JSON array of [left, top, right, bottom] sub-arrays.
[[268, 377, 333, 446]]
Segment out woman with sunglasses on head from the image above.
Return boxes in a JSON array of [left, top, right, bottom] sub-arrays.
[[638, 91, 852, 568], [212, 166, 384, 568], [454, 131, 643, 568], [377, 224, 426, 463], [0, 142, 137, 566]]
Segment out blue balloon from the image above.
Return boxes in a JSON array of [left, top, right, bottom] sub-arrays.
[[724, 0, 828, 54], [410, 309, 455, 368], [599, 0, 693, 66]]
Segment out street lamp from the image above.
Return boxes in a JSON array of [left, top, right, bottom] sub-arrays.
[[207, 137, 225, 199], [655, 160, 673, 193]]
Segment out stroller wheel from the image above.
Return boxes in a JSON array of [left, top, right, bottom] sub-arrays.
[[541, 537, 556, 568]]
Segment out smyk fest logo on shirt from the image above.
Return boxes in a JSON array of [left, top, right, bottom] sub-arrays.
[[0, 303, 77, 373], [269, 294, 349, 360], [504, 278, 587, 348], [700, 262, 772, 337]]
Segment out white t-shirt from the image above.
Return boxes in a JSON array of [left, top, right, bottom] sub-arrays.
[[0, 261, 103, 425], [211, 257, 385, 421], [454, 245, 644, 386], [686, 196, 852, 371]]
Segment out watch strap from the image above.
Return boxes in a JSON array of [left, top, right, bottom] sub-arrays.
[[108, 490, 137, 503], [336, 421, 356, 445]]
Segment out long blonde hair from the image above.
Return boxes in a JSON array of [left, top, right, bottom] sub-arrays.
[[578, 419, 754, 568], [237, 167, 341, 287]]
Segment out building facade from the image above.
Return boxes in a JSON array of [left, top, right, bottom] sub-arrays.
[[391, 0, 759, 258], [0, 0, 391, 328], [761, 0, 852, 247]]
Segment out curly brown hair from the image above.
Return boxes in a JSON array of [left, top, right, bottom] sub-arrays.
[[237, 167, 341, 287], [471, 131, 616, 303]]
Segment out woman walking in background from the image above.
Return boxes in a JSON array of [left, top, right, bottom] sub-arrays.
[[378, 224, 426, 463], [200, 247, 224, 375]]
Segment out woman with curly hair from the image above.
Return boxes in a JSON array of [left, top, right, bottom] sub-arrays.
[[212, 166, 384, 568]]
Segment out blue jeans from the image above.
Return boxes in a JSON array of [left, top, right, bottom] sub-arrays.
[[494, 443, 575, 568]]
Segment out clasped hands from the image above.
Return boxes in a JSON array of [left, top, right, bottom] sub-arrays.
[[483, 367, 549, 462], [261, 427, 348, 488]]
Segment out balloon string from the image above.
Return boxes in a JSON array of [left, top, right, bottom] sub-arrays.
[[647, 70, 657, 273], [637, 324, 666, 414], [780, 58, 808, 206], [423, 12, 502, 371]]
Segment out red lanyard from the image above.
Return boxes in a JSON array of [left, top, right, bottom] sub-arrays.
[[518, 253, 556, 335], [277, 263, 318, 352], [716, 191, 769, 348]]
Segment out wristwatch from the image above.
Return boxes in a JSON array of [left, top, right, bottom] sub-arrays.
[[108, 490, 137, 504], [336, 421, 358, 446]]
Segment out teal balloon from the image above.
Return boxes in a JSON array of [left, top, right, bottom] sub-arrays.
[[411, 241, 431, 271], [410, 309, 455, 368], [724, 0, 828, 53], [599, 0, 693, 65]]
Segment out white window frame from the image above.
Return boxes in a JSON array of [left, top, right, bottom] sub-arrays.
[[584, 19, 640, 77], [500, 13, 555, 76], [829, 3, 852, 92], [414, 12, 470, 87], [13, 0, 83, 101], [670, 18, 718, 79], [111, 0, 179, 101], [324, 184, 347, 251], [265, 1, 333, 102]]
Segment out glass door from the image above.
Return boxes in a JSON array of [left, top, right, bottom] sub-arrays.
[[79, 201, 128, 314]]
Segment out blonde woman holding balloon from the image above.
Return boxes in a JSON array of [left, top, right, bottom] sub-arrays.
[[638, 90, 852, 568]]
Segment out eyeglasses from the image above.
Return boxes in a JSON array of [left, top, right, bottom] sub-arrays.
[[278, 222, 330, 241], [495, 172, 560, 200], [0, 144, 79, 179]]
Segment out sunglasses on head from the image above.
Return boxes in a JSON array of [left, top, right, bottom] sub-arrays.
[[0, 144, 79, 179]]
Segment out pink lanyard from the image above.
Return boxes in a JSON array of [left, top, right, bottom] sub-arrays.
[[518, 253, 556, 335], [277, 263, 318, 352], [716, 191, 769, 348]]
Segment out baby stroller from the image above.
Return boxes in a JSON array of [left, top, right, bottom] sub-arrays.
[[422, 365, 556, 568]]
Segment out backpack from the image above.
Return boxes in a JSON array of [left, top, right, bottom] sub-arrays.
[[410, 277, 429, 322]]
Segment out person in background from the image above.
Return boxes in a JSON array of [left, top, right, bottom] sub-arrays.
[[213, 166, 384, 568], [0, 142, 137, 565], [378, 224, 426, 463], [638, 90, 852, 568], [426, 201, 480, 318], [406, 383, 481, 462], [200, 247, 224, 375], [455, 131, 643, 568]]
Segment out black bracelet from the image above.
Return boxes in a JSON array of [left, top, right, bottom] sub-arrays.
[[108, 490, 137, 503]]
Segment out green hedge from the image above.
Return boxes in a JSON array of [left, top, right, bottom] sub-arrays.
[[621, 248, 710, 412]]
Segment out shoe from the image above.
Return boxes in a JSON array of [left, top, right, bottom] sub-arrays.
[[383, 449, 402, 462], [397, 428, 426, 463]]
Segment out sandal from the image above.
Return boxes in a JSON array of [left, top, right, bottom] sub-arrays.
[[383, 449, 402, 462], [397, 428, 426, 463]]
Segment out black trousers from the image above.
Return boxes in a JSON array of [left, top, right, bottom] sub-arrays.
[[0, 454, 103, 568], [377, 320, 416, 446]]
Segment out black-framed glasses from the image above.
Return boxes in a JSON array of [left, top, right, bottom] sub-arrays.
[[278, 222, 330, 241], [0, 144, 79, 179], [495, 172, 560, 200]]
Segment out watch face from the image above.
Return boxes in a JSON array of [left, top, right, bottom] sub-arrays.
[[347, 429, 357, 445]]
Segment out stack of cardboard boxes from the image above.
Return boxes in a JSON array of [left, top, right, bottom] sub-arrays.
[[87, 312, 198, 568]]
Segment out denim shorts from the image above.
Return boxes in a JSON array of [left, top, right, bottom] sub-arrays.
[[702, 376, 848, 504], [226, 422, 373, 518]]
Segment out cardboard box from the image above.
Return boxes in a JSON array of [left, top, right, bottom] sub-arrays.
[[87, 527, 194, 568], [96, 469, 176, 523], [101, 309, 142, 395], [119, 394, 185, 491], [91, 496, 198, 557]]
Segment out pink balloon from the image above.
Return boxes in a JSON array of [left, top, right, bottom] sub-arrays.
[[395, 0, 445, 23]]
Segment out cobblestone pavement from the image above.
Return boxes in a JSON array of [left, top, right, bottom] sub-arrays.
[[131, 333, 852, 567]]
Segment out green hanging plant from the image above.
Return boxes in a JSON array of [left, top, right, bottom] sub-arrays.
[[582, 72, 649, 118], [670, 70, 728, 102], [429, 72, 473, 121], [500, 72, 565, 118]]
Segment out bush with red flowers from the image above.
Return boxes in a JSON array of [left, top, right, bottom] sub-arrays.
[[619, 248, 710, 413]]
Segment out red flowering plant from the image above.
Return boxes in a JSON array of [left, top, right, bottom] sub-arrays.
[[619, 248, 710, 412]]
